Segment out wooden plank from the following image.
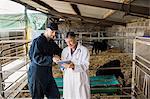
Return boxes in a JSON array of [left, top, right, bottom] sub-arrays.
[[0, 40, 30, 44], [2, 59, 29, 80], [71, 4, 81, 16], [60, 0, 150, 16]]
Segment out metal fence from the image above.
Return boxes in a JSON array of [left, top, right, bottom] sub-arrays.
[[132, 37, 150, 99]]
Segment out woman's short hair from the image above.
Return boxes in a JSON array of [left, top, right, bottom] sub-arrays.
[[66, 32, 76, 38]]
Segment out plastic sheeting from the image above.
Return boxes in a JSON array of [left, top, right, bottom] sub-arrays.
[[0, 13, 47, 30]]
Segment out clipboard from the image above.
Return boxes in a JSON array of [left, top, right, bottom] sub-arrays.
[[57, 60, 71, 65], [57, 61, 71, 70]]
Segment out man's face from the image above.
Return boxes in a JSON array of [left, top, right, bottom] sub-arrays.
[[65, 37, 76, 49], [47, 28, 57, 39]]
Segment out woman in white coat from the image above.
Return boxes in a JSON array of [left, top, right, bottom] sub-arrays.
[[61, 32, 90, 99]]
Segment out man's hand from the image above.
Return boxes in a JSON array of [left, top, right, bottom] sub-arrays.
[[53, 55, 61, 64]]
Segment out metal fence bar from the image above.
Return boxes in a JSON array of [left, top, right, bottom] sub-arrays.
[[0, 39, 30, 98], [132, 37, 150, 99]]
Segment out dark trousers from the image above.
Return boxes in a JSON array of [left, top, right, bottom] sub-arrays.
[[28, 80, 60, 99]]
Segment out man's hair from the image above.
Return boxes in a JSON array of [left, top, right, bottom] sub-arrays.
[[66, 32, 76, 38]]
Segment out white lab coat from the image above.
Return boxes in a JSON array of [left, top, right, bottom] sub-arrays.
[[61, 43, 90, 99]]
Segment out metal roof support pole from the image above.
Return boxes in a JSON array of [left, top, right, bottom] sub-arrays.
[[24, 6, 29, 81], [131, 38, 136, 98], [0, 53, 2, 97], [0, 52, 5, 98], [25, 6, 29, 55]]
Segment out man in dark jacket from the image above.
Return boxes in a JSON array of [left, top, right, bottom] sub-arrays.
[[28, 23, 62, 99]]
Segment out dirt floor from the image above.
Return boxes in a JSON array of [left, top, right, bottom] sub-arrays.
[[16, 48, 133, 98]]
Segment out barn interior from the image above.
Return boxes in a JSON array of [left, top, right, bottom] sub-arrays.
[[0, 0, 150, 99]]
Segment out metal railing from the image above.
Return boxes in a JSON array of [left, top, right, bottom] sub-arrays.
[[132, 37, 150, 99], [0, 40, 30, 98]]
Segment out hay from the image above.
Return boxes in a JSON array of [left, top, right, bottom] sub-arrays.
[[16, 51, 133, 98]]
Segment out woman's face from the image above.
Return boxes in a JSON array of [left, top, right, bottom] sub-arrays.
[[65, 37, 76, 49]]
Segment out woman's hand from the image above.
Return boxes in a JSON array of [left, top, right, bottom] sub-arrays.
[[62, 61, 74, 69], [53, 55, 61, 64]]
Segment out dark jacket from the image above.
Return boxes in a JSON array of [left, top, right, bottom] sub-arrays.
[[28, 33, 62, 98]]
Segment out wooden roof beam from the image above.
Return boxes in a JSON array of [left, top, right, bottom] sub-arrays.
[[102, 0, 127, 19], [11, 0, 36, 10], [59, 0, 150, 17], [32, 0, 59, 15], [60, 13, 126, 26], [12, 0, 126, 26], [31, 0, 126, 25], [71, 4, 81, 16]]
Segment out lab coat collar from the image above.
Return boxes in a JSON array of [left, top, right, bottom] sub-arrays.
[[68, 42, 81, 57], [76, 42, 81, 50]]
